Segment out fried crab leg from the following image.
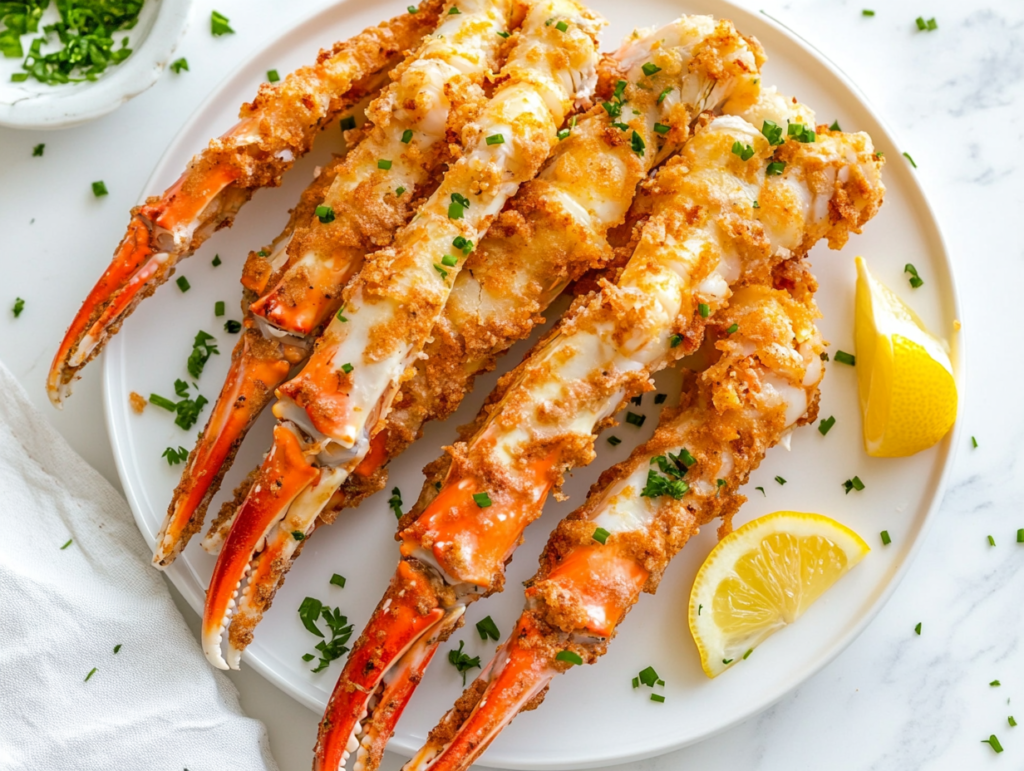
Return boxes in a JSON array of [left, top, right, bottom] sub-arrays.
[[220, 15, 765, 663], [405, 266, 825, 771], [320, 88, 885, 771], [153, 0, 515, 568], [203, 0, 604, 675], [47, 0, 443, 406]]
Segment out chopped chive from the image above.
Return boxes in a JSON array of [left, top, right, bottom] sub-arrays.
[[820, 352, 829, 361], [775, 476, 786, 486], [972, 436, 978, 448], [378, 159, 392, 170], [753, 199, 760, 208], [476, 615, 500, 641], [607, 435, 621, 446], [1017, 529, 1024, 543], [339, 115, 356, 131], [214, 301, 225, 317], [340, 363, 353, 374], [473, 491, 492, 508], [818, 416, 836, 435], [927, 18, 937, 30], [388, 487, 403, 519], [862, 9, 875, 16], [766, 160, 787, 176], [315, 205, 335, 223], [723, 658, 733, 664], [448, 6, 461, 14], [698, 603, 703, 614], [787, 123, 816, 143], [267, 69, 279, 83], [32, 143, 45, 157], [880, 530, 891, 545], [902, 151, 918, 168], [434, 264, 449, 279], [592, 527, 610, 545], [84, 667, 98, 682], [330, 573, 346, 588], [92, 181, 108, 197], [731, 140, 754, 161], [830, 120, 842, 131], [556, 650, 583, 666], [497, 30, 510, 38], [760, 120, 784, 146], [401, 129, 413, 143], [679, 448, 696, 468], [654, 393, 667, 404], [176, 276, 190, 293], [716, 479, 726, 496], [743, 649, 753, 660], [842, 476, 866, 494], [914, 622, 922, 635], [302, 653, 315, 662], [113, 644, 122, 653], [224, 320, 242, 333], [149, 394, 176, 411], [650, 693, 666, 703], [726, 323, 738, 334], [211, 10, 234, 36], [992, 680, 1002, 687], [657, 87, 673, 104], [698, 303, 710, 318], [834, 350, 856, 366], [988, 535, 996, 546], [1010, 716, 1018, 727], [336, 306, 347, 322], [631, 131, 645, 157], [212, 254, 222, 266], [396, 187, 406, 196], [669, 334, 683, 348], [626, 412, 645, 427], [755, 486, 765, 496], [441, 253, 458, 267], [12, 297, 25, 318], [632, 677, 640, 688], [555, 20, 568, 32], [654, 122, 670, 135], [631, 394, 642, 406], [656, 678, 665, 686], [291, 530, 306, 541], [642, 62, 661, 77], [407, 4, 417, 12], [557, 128, 571, 141], [452, 236, 473, 254], [60, 538, 72, 550], [447, 200, 465, 220]]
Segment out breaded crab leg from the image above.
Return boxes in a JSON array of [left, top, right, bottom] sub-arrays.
[[47, 0, 443, 406], [404, 265, 825, 771], [153, 0, 515, 568], [220, 15, 765, 657], [321, 89, 884, 771], [202, 0, 604, 676]]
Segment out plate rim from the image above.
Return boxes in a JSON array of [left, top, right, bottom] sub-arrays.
[[101, 0, 965, 767]]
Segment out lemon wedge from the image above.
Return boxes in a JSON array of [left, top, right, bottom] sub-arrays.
[[855, 256, 957, 457], [689, 511, 869, 678]]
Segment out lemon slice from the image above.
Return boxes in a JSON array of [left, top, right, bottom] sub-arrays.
[[855, 256, 957, 457], [689, 511, 869, 678]]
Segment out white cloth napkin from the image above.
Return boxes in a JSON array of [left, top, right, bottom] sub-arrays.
[[0, 361, 279, 771]]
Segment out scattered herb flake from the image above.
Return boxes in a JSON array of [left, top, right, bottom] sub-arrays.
[[760, 120, 784, 146], [731, 140, 754, 161], [476, 616, 500, 641], [651, 693, 665, 703], [880, 530, 891, 545], [642, 62, 661, 77], [388, 487, 403, 519], [12, 297, 25, 318], [473, 491, 492, 508], [755, 486, 765, 496], [92, 181, 108, 197], [766, 160, 787, 176], [291, 531, 306, 541], [176, 276, 190, 293], [592, 527, 610, 545], [638, 666, 659, 687], [162, 446, 188, 465], [448, 641, 481, 684], [60, 538, 72, 550], [607, 435, 621, 446], [775, 476, 786, 486], [214, 301, 225, 317], [377, 159, 392, 170], [339, 116, 356, 131], [972, 436, 978, 448], [211, 10, 234, 36], [187, 331, 219, 378], [224, 320, 241, 334], [626, 412, 645, 427], [267, 69, 279, 82], [654, 393, 667, 404], [903, 151, 918, 168], [212, 254, 222, 267], [555, 650, 583, 666], [330, 573, 346, 588], [982, 735, 1003, 754], [989, 535, 996, 547], [315, 205, 335, 223], [657, 87, 672, 104], [631, 131, 645, 157], [830, 119, 842, 131], [835, 350, 856, 366], [862, 9, 875, 16], [818, 416, 836, 436], [32, 143, 44, 156], [84, 667, 97, 682], [113, 644, 122, 653], [915, 622, 922, 635], [1010, 716, 1018, 727], [698, 303, 710, 318]]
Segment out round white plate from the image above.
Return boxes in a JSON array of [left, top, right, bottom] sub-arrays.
[[0, 0, 192, 129], [103, 0, 963, 768]]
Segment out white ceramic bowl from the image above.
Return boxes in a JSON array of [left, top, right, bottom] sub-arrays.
[[0, 0, 192, 129]]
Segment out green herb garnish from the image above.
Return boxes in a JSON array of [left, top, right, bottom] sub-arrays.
[[834, 350, 856, 366], [880, 529, 891, 545], [377, 159, 392, 170], [315, 205, 335, 223], [388, 487, 403, 519], [12, 297, 25, 318], [555, 650, 582, 666], [448, 640, 481, 684], [211, 10, 233, 36], [92, 181, 108, 197], [476, 616, 500, 641], [224, 320, 241, 333], [162, 446, 188, 465], [473, 491, 492, 508], [818, 416, 836, 435], [766, 160, 787, 176], [592, 527, 610, 545], [626, 412, 645, 427], [330, 573, 346, 588], [607, 435, 621, 446], [731, 141, 754, 161], [843, 476, 865, 494], [187, 330, 219, 378]]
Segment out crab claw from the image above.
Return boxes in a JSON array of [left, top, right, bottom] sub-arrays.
[[202, 423, 318, 669], [154, 328, 292, 568], [403, 616, 558, 771], [314, 561, 463, 771], [48, 155, 249, 405]]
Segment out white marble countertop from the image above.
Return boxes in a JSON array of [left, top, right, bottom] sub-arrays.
[[2, 0, 1021, 768]]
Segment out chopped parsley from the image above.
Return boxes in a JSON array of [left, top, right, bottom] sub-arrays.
[[448, 6, 461, 14], [843, 476, 866, 494], [266, 69, 279, 82], [330, 573, 346, 588], [187, 330, 219, 378], [626, 412, 645, 427], [395, 186, 405, 196], [149, 380, 208, 430], [92, 180, 108, 197], [32, 143, 44, 156], [592, 527, 610, 545], [210, 10, 234, 36], [834, 350, 856, 366], [641, 453, 690, 500], [818, 416, 836, 435], [476, 616, 500, 641], [113, 644, 122, 653], [669, 333, 683, 348], [315, 205, 335, 223], [388, 487, 403, 519], [12, 297, 25, 318], [638, 666, 659, 687], [915, 16, 937, 31], [731, 141, 754, 161], [901, 263, 925, 288], [472, 491, 492, 508], [162, 446, 188, 465], [991, 680, 1002, 687], [555, 650, 582, 666], [297, 597, 354, 672], [448, 640, 481, 684], [880, 529, 891, 545]]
